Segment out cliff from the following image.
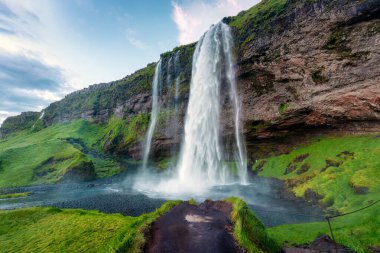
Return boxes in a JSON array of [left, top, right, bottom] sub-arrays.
[[1, 0, 379, 161]]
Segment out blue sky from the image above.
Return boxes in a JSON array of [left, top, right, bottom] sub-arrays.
[[0, 0, 258, 124]]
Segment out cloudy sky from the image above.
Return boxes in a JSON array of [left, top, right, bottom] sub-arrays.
[[0, 0, 259, 124]]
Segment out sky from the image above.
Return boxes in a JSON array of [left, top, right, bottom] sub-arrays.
[[0, 0, 259, 124]]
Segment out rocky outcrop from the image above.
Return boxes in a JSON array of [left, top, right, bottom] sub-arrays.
[[0, 111, 40, 138], [231, 0, 380, 139], [60, 161, 96, 182]]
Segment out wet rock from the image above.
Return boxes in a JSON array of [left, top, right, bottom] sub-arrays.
[[284, 234, 354, 253], [145, 200, 243, 253], [353, 186, 369, 195], [293, 154, 310, 163], [304, 188, 323, 203], [285, 163, 297, 175], [297, 163, 310, 175]]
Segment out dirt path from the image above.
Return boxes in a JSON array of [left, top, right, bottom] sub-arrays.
[[145, 200, 244, 253]]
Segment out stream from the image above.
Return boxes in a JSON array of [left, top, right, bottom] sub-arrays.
[[0, 172, 323, 227]]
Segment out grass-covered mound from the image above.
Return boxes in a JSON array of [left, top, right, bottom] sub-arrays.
[[0, 120, 120, 188], [254, 134, 380, 252], [225, 197, 280, 253], [0, 201, 181, 253], [0, 112, 155, 188]]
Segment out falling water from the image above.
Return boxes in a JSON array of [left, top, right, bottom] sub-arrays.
[[174, 50, 181, 110], [142, 61, 162, 170], [137, 22, 247, 194], [222, 26, 248, 184], [174, 22, 247, 191]]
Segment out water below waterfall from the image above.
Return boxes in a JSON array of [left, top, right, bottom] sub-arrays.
[[137, 22, 247, 194]]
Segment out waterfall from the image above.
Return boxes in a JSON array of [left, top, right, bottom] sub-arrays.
[[221, 25, 248, 185], [137, 22, 247, 194], [142, 60, 162, 170], [174, 50, 181, 110], [174, 22, 247, 191]]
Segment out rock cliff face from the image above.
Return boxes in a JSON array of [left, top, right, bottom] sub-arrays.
[[0, 111, 40, 138], [231, 0, 380, 139], [1, 0, 379, 162]]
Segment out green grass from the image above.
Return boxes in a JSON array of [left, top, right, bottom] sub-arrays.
[[0, 192, 30, 199], [278, 103, 289, 114], [255, 134, 380, 252], [255, 134, 380, 213], [225, 197, 280, 253], [228, 0, 287, 47], [0, 201, 181, 253], [229, 0, 287, 30], [268, 203, 380, 253], [0, 120, 122, 188], [101, 114, 150, 153]]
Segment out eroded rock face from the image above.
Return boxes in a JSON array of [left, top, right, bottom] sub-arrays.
[[147, 0, 380, 160], [235, 0, 380, 139]]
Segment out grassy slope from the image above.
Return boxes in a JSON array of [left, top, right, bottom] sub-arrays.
[[0, 201, 181, 253], [254, 134, 380, 252], [0, 120, 120, 188], [226, 197, 280, 253]]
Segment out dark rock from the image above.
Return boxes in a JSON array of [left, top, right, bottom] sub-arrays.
[[145, 201, 243, 253], [293, 154, 310, 163], [61, 161, 96, 182], [285, 163, 297, 175], [304, 188, 323, 203], [297, 163, 310, 175], [353, 186, 369, 195]]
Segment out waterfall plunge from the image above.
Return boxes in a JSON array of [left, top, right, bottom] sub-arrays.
[[137, 22, 247, 194], [175, 22, 247, 191]]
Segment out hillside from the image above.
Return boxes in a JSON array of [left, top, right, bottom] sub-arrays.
[[1, 0, 380, 252], [0, 0, 379, 186]]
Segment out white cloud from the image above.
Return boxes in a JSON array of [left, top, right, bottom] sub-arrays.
[[172, 0, 260, 44], [126, 28, 148, 49]]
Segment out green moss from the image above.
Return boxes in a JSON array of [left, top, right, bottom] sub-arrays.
[[0, 192, 30, 199], [229, 0, 287, 30], [257, 134, 380, 213], [225, 197, 280, 253], [0, 201, 181, 253], [323, 28, 351, 53], [257, 134, 380, 252], [156, 157, 174, 170], [102, 113, 150, 153], [278, 103, 289, 114]]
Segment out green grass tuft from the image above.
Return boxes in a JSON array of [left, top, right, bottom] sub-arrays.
[[225, 197, 280, 253]]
